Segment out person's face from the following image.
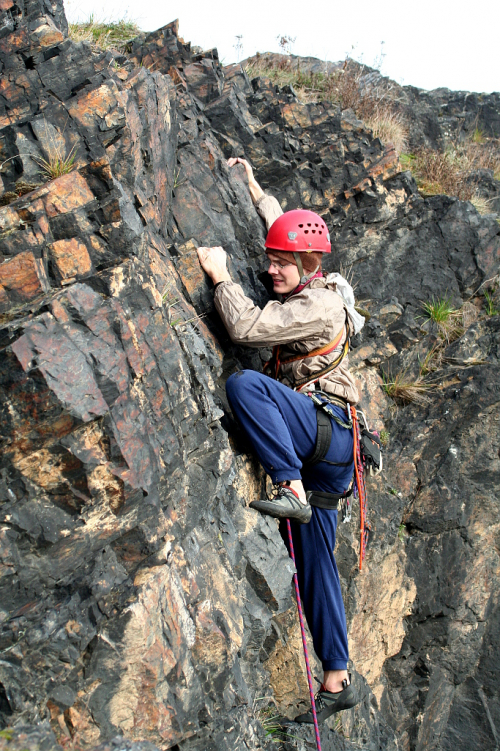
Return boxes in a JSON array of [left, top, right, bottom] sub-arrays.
[[266, 252, 300, 294]]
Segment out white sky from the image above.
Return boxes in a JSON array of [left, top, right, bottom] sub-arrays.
[[65, 0, 499, 94]]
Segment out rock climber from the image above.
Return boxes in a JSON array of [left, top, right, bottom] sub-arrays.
[[197, 157, 364, 724]]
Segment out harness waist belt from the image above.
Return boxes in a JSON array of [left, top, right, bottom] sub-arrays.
[[308, 489, 353, 510]]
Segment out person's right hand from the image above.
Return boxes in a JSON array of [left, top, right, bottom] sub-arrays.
[[197, 246, 231, 285], [227, 157, 255, 181], [227, 157, 264, 203]]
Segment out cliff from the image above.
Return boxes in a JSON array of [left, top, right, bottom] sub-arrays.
[[0, 5, 499, 751]]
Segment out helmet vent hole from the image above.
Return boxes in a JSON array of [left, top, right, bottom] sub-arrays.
[[312, 229, 316, 233], [307, 223, 311, 227], [319, 230, 322, 234], [314, 223, 318, 227], [304, 230, 309, 234], [298, 224, 303, 228]]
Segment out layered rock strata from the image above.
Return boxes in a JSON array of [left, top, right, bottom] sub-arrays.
[[0, 5, 499, 751]]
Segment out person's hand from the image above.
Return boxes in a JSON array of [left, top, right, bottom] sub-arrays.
[[197, 246, 231, 285], [227, 157, 264, 204]]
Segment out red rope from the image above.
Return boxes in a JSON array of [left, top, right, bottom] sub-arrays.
[[286, 519, 322, 751], [351, 408, 370, 570]]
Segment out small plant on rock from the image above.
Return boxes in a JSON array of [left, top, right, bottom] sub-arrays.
[[365, 109, 408, 155], [379, 429, 390, 446], [421, 296, 456, 325], [471, 194, 494, 216], [418, 344, 443, 377], [484, 287, 500, 316], [254, 699, 300, 744], [32, 144, 77, 181], [472, 127, 485, 144], [420, 296, 474, 343], [382, 369, 433, 405]]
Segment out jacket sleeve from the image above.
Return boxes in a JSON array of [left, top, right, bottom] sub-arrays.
[[214, 281, 330, 348], [254, 194, 283, 231]]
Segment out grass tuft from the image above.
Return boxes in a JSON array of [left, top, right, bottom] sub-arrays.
[[32, 145, 77, 181], [472, 127, 485, 144], [382, 370, 433, 405], [484, 287, 500, 316], [69, 15, 140, 51], [470, 194, 495, 216], [420, 296, 478, 343], [421, 296, 456, 324], [365, 109, 408, 154]]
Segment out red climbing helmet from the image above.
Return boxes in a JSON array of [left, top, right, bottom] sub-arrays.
[[265, 210, 331, 253]]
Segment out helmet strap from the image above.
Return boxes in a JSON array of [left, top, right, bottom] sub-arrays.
[[293, 252, 307, 284], [291, 256, 320, 290]]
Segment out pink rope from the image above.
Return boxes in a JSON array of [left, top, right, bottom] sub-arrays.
[[286, 519, 322, 751]]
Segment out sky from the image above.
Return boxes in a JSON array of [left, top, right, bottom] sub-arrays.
[[65, 0, 500, 94]]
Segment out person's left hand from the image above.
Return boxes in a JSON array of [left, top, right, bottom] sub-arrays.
[[197, 246, 231, 284]]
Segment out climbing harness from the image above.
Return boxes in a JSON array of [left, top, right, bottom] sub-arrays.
[[303, 393, 381, 570], [286, 518, 322, 751], [263, 319, 350, 386], [263, 324, 346, 381]]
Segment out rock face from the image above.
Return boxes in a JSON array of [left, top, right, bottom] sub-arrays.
[[0, 5, 499, 751]]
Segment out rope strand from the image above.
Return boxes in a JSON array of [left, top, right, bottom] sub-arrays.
[[286, 519, 322, 751]]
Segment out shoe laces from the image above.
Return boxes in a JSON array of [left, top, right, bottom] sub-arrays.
[[313, 677, 329, 710], [268, 482, 299, 501], [312, 675, 350, 708]]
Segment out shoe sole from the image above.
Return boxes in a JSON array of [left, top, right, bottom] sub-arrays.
[[249, 500, 312, 524]]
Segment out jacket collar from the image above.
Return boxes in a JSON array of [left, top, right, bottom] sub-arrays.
[[282, 270, 324, 301]]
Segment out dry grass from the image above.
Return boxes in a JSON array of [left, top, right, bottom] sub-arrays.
[[0, 179, 41, 206], [245, 56, 408, 153], [403, 149, 472, 199], [470, 194, 495, 215], [401, 137, 500, 202], [68, 15, 140, 51], [382, 370, 433, 405], [364, 109, 408, 155]]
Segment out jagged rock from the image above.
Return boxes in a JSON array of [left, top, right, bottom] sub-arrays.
[[0, 3, 499, 751]]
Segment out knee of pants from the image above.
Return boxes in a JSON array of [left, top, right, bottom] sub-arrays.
[[226, 369, 259, 406]]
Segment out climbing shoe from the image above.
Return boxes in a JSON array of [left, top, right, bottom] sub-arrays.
[[294, 676, 359, 724], [249, 484, 312, 524]]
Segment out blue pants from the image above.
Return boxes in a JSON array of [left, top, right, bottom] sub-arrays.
[[226, 370, 353, 671]]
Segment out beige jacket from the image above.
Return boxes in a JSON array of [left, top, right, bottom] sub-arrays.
[[214, 194, 360, 405]]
